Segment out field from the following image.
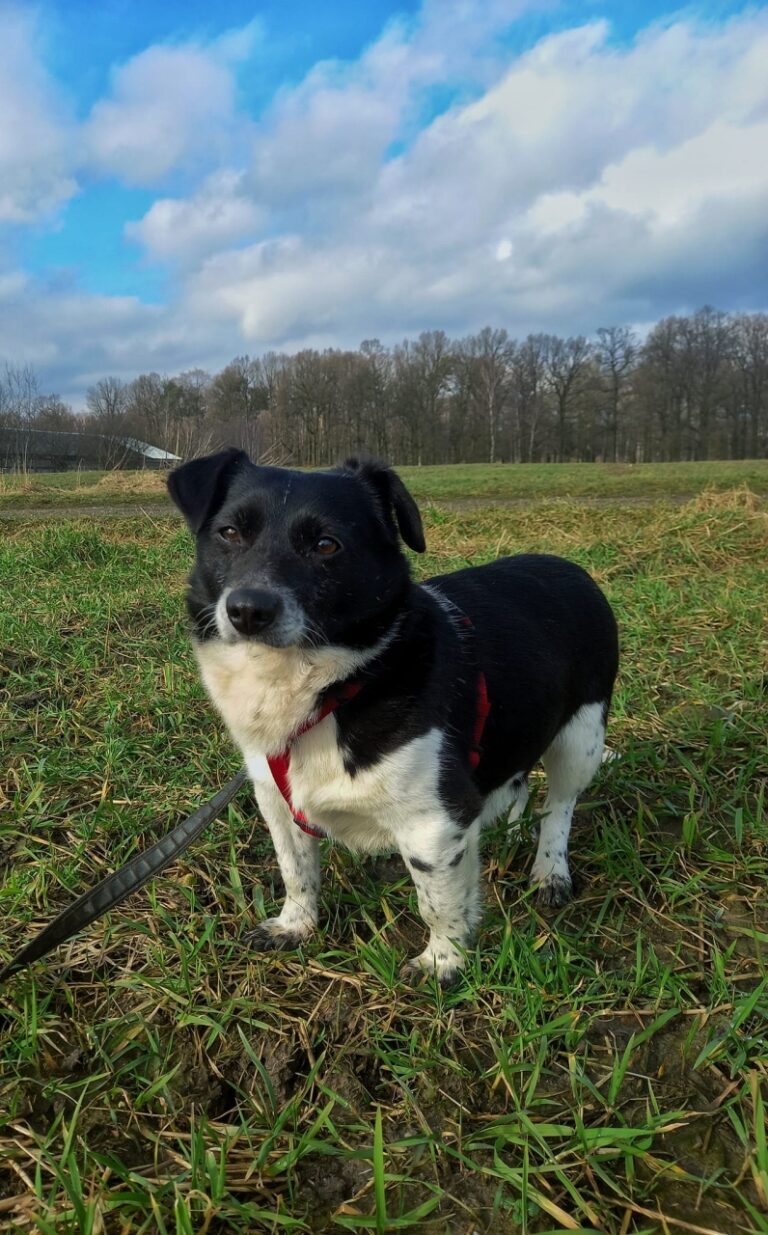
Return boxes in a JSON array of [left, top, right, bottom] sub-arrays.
[[1, 458, 768, 509], [0, 463, 766, 1234]]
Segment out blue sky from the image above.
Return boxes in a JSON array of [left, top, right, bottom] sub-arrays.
[[2, 0, 767, 405]]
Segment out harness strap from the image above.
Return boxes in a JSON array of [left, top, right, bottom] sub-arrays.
[[458, 614, 491, 770], [266, 682, 362, 838], [470, 671, 491, 769]]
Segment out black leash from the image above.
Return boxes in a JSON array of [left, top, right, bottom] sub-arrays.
[[0, 769, 248, 982]]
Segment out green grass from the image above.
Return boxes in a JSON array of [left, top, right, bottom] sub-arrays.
[[1, 458, 767, 509], [403, 459, 768, 501], [0, 469, 110, 492], [1, 477, 767, 1232]]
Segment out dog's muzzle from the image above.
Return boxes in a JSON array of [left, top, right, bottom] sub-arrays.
[[226, 587, 284, 637], [216, 585, 307, 646]]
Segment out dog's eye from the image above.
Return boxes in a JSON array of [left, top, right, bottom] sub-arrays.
[[218, 526, 242, 545], [314, 536, 341, 556]]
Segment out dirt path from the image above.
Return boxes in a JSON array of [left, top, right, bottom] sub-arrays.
[[0, 503, 178, 520], [0, 495, 697, 520]]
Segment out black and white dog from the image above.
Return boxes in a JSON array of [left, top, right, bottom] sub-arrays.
[[168, 450, 619, 984]]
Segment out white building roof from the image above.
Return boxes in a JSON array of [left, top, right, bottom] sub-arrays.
[[120, 437, 181, 461]]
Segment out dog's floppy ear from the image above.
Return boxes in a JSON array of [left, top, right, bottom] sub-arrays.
[[342, 457, 426, 553], [167, 448, 250, 533]]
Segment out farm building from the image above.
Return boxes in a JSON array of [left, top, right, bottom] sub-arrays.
[[0, 428, 180, 472]]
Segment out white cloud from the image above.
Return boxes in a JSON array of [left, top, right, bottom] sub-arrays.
[[0, 8, 75, 223], [245, 0, 532, 213], [188, 236, 387, 340], [82, 22, 260, 185], [178, 8, 768, 346], [0, 262, 240, 405], [557, 119, 768, 231], [125, 170, 264, 263], [372, 11, 768, 244]]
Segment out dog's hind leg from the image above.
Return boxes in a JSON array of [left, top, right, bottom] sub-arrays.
[[243, 761, 321, 951], [531, 702, 606, 909], [507, 775, 529, 824], [505, 774, 530, 839]]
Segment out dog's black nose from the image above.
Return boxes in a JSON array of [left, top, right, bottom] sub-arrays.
[[226, 588, 284, 636]]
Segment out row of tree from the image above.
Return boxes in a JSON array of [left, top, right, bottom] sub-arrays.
[[2, 307, 767, 464]]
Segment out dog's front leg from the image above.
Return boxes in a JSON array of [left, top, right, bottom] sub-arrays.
[[397, 818, 482, 986], [244, 760, 321, 951]]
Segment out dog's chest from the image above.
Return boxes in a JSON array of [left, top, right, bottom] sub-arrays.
[[250, 718, 445, 850], [195, 638, 446, 849], [194, 638, 362, 755]]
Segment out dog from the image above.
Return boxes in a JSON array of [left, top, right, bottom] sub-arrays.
[[168, 450, 619, 984]]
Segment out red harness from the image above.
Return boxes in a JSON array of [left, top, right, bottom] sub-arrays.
[[460, 615, 491, 770], [266, 682, 362, 838], [267, 623, 490, 839]]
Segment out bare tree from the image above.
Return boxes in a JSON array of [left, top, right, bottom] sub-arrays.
[[733, 313, 768, 459], [685, 307, 735, 460], [543, 335, 593, 461], [126, 372, 166, 444], [86, 376, 128, 423], [33, 395, 78, 432], [458, 327, 514, 462], [0, 363, 41, 426], [392, 332, 453, 465], [509, 336, 548, 461], [357, 339, 393, 459], [595, 326, 638, 461]]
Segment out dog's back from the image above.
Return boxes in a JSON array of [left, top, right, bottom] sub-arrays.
[[430, 553, 618, 787]]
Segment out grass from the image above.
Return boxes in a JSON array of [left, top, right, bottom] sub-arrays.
[[1, 458, 768, 509], [0, 470, 767, 1232]]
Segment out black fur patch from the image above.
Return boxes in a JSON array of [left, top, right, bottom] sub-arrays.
[[409, 856, 433, 873]]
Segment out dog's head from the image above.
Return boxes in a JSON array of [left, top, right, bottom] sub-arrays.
[[168, 450, 425, 649]]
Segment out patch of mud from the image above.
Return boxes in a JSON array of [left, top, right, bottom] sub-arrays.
[[717, 896, 768, 964], [260, 1035, 312, 1107], [581, 1013, 763, 1222], [293, 1154, 372, 1231], [647, 1122, 754, 1233]]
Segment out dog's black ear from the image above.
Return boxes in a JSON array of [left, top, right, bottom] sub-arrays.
[[342, 457, 426, 553], [167, 448, 250, 533]]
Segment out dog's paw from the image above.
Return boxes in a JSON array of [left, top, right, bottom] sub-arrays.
[[401, 950, 462, 990], [244, 918, 311, 952], [532, 872, 573, 910]]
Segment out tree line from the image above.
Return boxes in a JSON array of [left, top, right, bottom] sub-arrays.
[[2, 306, 767, 465]]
